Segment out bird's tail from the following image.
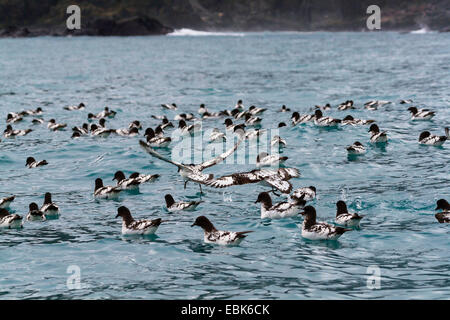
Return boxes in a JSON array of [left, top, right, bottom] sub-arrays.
[[335, 227, 352, 234], [236, 230, 254, 238]]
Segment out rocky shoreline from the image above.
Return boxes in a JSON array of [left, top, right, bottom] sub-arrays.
[[0, 16, 174, 38]]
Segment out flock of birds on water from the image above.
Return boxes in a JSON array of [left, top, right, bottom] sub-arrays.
[[1, 98, 449, 246]]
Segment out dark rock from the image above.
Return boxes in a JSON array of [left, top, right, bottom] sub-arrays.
[[0, 25, 30, 37], [66, 15, 173, 36]]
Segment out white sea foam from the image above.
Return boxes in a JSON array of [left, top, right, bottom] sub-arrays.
[[410, 27, 434, 34], [168, 28, 245, 37]]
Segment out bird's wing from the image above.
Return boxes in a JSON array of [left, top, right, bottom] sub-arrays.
[[186, 170, 214, 184], [276, 167, 300, 180], [205, 170, 261, 188], [139, 140, 188, 169], [199, 136, 243, 170], [264, 176, 293, 194], [272, 201, 293, 211], [204, 174, 237, 188], [131, 219, 161, 230]]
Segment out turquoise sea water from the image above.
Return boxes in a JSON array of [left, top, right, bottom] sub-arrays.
[[0, 32, 449, 299]]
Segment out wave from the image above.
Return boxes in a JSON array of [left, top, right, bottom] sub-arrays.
[[168, 28, 245, 37], [410, 27, 435, 34]]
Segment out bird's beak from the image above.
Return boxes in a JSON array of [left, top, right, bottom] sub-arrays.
[[299, 211, 306, 216], [191, 223, 196, 227], [254, 200, 259, 203], [115, 214, 120, 218]]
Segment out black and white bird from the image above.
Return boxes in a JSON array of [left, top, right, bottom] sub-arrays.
[[115, 127, 139, 137], [0, 195, 15, 209], [6, 113, 23, 123], [4, 125, 32, 138], [202, 110, 222, 119], [244, 114, 262, 126], [368, 124, 388, 143], [88, 107, 116, 120], [191, 216, 252, 245], [399, 99, 413, 104], [418, 128, 449, 146], [280, 105, 291, 112], [139, 134, 243, 193], [178, 119, 201, 135], [300, 206, 351, 240], [90, 124, 115, 137], [313, 104, 332, 111], [161, 103, 177, 110], [164, 194, 202, 212], [160, 118, 174, 130], [255, 192, 305, 219], [205, 167, 300, 194], [234, 100, 244, 111], [151, 114, 168, 121], [154, 125, 165, 138], [131, 172, 159, 184], [94, 178, 122, 199], [116, 206, 164, 235], [48, 119, 67, 131], [289, 186, 316, 202], [19, 107, 43, 116], [224, 118, 245, 132], [291, 112, 314, 126], [208, 128, 227, 143], [143, 128, 171, 148], [26, 157, 48, 168], [337, 100, 356, 111], [97, 107, 116, 119], [71, 131, 82, 139], [248, 105, 267, 115], [435, 199, 450, 223], [32, 118, 44, 125], [335, 201, 364, 227], [112, 171, 159, 190], [26, 203, 46, 221], [346, 141, 366, 155], [198, 104, 208, 115], [342, 115, 375, 126], [0, 208, 23, 229], [407, 107, 435, 121], [230, 108, 248, 120], [128, 120, 142, 130], [64, 103, 85, 111], [364, 100, 391, 110], [98, 118, 107, 128], [174, 113, 195, 121], [256, 152, 288, 167], [40, 192, 59, 217], [314, 110, 341, 127], [242, 127, 266, 141], [72, 123, 89, 135]]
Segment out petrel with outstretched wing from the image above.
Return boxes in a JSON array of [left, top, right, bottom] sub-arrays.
[[139, 134, 243, 193], [204, 167, 300, 194]]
